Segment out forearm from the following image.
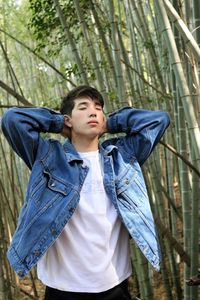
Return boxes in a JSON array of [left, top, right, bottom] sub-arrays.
[[1, 107, 64, 168], [107, 107, 170, 135], [106, 106, 170, 164]]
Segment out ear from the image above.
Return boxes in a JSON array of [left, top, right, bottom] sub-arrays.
[[64, 115, 72, 128]]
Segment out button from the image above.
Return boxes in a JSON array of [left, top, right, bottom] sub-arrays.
[[50, 182, 56, 187], [51, 229, 57, 236], [18, 271, 24, 277], [34, 250, 41, 257], [69, 207, 75, 214], [125, 178, 129, 185]]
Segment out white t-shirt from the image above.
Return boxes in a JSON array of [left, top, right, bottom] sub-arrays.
[[37, 150, 131, 292]]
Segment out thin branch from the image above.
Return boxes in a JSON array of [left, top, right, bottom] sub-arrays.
[[155, 217, 190, 266], [0, 40, 25, 98], [0, 80, 33, 106], [159, 183, 182, 221], [160, 140, 200, 177], [120, 59, 172, 99], [0, 29, 76, 87]]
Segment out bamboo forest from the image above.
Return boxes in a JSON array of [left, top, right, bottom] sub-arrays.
[[0, 0, 199, 299]]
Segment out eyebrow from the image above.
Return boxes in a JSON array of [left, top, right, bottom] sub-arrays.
[[77, 101, 89, 106], [77, 100, 101, 107]]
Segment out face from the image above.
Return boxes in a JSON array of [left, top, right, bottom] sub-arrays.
[[64, 97, 105, 140]]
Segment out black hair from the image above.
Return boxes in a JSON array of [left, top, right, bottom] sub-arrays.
[[60, 85, 104, 115]]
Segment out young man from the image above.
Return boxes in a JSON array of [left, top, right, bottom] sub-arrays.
[[1, 86, 170, 300]]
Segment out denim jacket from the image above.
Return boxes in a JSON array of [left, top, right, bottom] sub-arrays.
[[1, 106, 170, 278]]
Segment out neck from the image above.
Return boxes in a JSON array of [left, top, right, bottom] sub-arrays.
[[71, 135, 99, 152]]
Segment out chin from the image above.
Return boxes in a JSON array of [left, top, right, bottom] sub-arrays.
[[88, 132, 100, 139]]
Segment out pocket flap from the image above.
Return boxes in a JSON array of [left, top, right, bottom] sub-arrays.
[[44, 170, 71, 195]]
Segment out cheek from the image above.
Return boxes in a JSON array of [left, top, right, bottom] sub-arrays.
[[71, 114, 85, 129], [72, 111, 84, 122], [100, 114, 105, 123]]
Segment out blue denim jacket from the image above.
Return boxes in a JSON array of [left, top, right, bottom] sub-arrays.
[[1, 106, 170, 278]]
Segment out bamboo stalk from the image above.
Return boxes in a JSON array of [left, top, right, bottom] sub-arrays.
[[53, 0, 89, 84], [189, 149, 199, 300], [192, 0, 200, 45], [116, 26, 135, 106], [107, 0, 126, 103], [0, 40, 25, 98], [164, 0, 200, 60], [154, 0, 200, 161], [177, 94, 191, 299], [159, 140, 200, 177], [0, 29, 76, 87], [0, 215, 6, 300], [131, 0, 166, 92], [155, 217, 190, 266], [90, 1, 118, 89], [145, 159, 174, 299], [73, 0, 110, 111]]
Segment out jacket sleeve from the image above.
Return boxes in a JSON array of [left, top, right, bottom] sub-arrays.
[[1, 107, 64, 169], [106, 107, 170, 165]]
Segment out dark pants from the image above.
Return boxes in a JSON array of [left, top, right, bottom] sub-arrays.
[[44, 279, 131, 300]]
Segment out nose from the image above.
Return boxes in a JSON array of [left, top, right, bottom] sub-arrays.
[[88, 102, 98, 118], [88, 105, 97, 118], [89, 113, 97, 118]]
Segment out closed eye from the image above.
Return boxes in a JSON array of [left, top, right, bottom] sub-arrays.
[[95, 105, 102, 111]]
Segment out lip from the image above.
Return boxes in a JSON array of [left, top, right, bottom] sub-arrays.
[[87, 120, 98, 124]]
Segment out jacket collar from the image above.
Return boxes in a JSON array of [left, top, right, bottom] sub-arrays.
[[63, 140, 83, 163], [99, 144, 117, 155], [63, 139, 117, 163]]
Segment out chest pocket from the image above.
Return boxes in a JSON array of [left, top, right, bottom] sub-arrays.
[[30, 169, 72, 205], [115, 162, 148, 209]]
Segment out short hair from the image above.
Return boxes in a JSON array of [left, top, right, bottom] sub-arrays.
[[60, 85, 104, 115]]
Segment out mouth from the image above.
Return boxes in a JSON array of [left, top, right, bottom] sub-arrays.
[[87, 120, 98, 125]]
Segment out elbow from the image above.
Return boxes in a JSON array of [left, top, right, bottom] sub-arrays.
[[163, 112, 170, 128], [158, 111, 170, 130], [1, 108, 19, 135]]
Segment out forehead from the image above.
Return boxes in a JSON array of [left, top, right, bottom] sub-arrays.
[[74, 97, 101, 106]]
